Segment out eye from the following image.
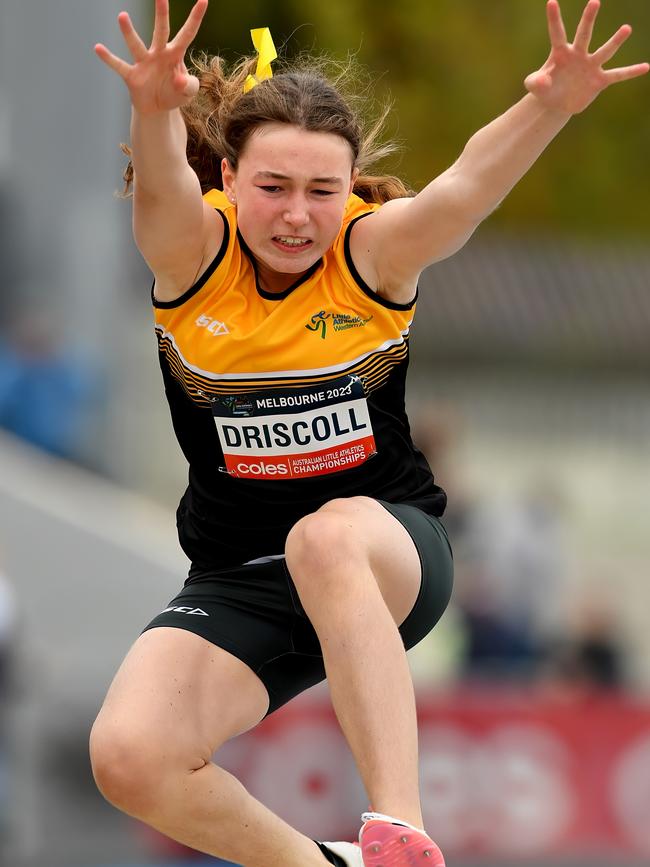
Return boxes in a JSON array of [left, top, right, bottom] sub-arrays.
[[258, 185, 282, 193], [312, 190, 337, 197]]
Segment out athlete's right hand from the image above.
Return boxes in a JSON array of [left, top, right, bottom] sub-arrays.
[[94, 0, 208, 115]]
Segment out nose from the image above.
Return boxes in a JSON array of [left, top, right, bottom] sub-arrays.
[[282, 195, 309, 228]]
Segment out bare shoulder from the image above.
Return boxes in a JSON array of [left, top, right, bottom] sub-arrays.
[[348, 198, 419, 305], [152, 203, 226, 303]]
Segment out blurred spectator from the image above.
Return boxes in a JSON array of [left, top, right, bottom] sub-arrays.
[[454, 482, 567, 681], [0, 307, 101, 460], [413, 402, 572, 683], [542, 592, 627, 693]]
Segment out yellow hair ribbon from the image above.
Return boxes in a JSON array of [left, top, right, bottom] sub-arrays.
[[243, 28, 277, 93]]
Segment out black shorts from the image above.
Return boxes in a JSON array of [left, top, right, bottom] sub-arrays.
[[143, 501, 453, 715]]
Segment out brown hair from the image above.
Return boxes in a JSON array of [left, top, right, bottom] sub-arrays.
[[122, 52, 413, 204]]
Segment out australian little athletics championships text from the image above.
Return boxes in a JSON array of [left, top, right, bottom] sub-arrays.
[[292, 445, 367, 473], [228, 444, 372, 478], [293, 454, 357, 474]]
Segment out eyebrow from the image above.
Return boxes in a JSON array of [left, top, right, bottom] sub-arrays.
[[253, 171, 343, 185]]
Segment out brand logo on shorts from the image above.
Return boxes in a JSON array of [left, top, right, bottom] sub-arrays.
[[164, 606, 209, 616]]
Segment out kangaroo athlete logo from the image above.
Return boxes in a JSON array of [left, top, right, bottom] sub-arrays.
[[305, 310, 373, 339], [305, 310, 330, 339]]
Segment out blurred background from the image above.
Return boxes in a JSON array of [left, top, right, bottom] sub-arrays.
[[0, 0, 649, 865]]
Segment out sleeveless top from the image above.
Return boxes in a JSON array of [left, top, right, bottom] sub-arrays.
[[153, 189, 446, 567]]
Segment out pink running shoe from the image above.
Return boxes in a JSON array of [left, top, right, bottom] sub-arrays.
[[359, 812, 445, 867]]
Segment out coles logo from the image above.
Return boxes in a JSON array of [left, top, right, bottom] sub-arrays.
[[235, 460, 289, 477]]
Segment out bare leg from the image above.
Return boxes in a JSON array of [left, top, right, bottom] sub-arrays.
[[90, 628, 330, 867], [285, 497, 425, 828]]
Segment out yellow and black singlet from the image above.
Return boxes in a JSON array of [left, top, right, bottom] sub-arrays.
[[153, 189, 446, 566]]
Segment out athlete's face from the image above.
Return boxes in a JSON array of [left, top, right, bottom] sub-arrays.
[[222, 124, 357, 291]]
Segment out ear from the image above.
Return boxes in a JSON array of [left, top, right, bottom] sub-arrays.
[[349, 166, 360, 196], [221, 158, 236, 200]]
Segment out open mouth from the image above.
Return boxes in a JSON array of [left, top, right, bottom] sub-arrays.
[[272, 235, 313, 251]]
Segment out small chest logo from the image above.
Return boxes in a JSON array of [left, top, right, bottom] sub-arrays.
[[305, 310, 373, 339], [196, 313, 230, 336]]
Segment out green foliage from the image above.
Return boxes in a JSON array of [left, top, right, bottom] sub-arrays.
[[169, 0, 650, 236]]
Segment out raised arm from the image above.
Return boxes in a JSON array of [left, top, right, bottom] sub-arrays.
[[352, 0, 649, 304], [95, 0, 223, 301]]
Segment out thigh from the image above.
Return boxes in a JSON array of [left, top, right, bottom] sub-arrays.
[[94, 626, 270, 764], [310, 497, 429, 625], [140, 560, 327, 716], [288, 496, 453, 643], [379, 501, 454, 650]]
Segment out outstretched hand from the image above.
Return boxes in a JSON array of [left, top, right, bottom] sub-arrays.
[[525, 0, 649, 114], [94, 0, 208, 115]]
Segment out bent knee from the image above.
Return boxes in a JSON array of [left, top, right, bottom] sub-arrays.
[[90, 717, 159, 815], [90, 715, 200, 817], [285, 503, 371, 592], [286, 511, 350, 565]]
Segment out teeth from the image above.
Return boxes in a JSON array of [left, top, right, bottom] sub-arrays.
[[275, 236, 310, 247]]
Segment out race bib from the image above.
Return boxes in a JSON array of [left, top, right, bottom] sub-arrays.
[[211, 374, 377, 480]]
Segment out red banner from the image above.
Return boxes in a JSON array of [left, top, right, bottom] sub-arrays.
[[211, 687, 650, 860]]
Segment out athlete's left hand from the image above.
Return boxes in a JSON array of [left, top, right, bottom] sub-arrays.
[[524, 0, 648, 115]]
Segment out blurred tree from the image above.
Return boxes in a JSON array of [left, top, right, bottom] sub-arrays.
[[165, 0, 649, 236]]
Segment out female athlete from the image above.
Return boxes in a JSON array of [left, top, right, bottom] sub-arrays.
[[90, 2, 647, 865]]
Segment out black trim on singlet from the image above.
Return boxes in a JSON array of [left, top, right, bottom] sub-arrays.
[[152, 209, 231, 309], [236, 229, 324, 301], [344, 213, 418, 312]]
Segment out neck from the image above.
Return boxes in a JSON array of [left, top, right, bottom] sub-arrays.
[[256, 261, 308, 295]]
